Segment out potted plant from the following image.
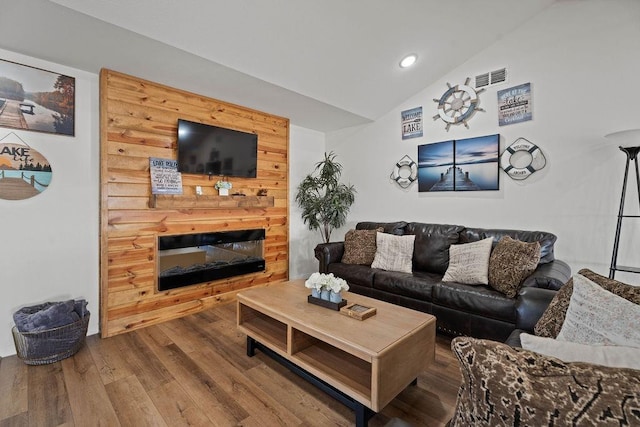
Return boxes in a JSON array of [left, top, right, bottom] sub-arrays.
[[305, 272, 349, 302], [295, 152, 356, 243], [214, 179, 232, 196]]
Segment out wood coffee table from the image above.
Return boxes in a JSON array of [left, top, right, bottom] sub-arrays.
[[237, 280, 436, 426]]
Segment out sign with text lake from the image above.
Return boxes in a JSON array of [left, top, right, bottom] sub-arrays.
[[498, 83, 532, 126], [150, 157, 183, 195], [0, 138, 52, 200], [418, 134, 499, 192], [401, 106, 423, 140]]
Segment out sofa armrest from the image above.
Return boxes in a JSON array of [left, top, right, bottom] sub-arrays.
[[522, 259, 571, 290], [515, 287, 557, 333], [314, 242, 345, 273]]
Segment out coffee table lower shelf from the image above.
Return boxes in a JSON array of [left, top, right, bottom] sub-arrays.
[[247, 336, 395, 427]]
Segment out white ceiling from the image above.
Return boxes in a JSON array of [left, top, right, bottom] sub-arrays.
[[2, 0, 558, 131]]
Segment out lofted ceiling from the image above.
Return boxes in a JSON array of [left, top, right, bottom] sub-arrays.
[[1, 0, 558, 131]]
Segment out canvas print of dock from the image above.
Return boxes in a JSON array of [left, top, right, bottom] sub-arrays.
[[0, 59, 74, 136], [418, 134, 499, 192]]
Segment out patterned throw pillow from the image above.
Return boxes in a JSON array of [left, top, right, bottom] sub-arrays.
[[534, 268, 640, 338], [556, 273, 640, 347], [449, 337, 640, 427], [488, 236, 540, 297], [371, 232, 415, 274], [341, 228, 383, 265], [442, 238, 493, 285]]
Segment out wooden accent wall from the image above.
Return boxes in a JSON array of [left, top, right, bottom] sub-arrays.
[[99, 69, 289, 338]]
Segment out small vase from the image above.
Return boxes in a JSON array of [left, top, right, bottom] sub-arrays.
[[311, 288, 321, 299], [320, 289, 330, 301], [329, 291, 342, 303]]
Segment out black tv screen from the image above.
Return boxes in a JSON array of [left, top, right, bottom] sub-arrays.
[[177, 119, 258, 178]]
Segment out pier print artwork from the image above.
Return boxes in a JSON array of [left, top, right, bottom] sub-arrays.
[[0, 137, 52, 200], [418, 134, 499, 192], [0, 59, 74, 136]]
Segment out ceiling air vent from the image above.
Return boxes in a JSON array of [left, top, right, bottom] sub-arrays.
[[475, 67, 507, 89]]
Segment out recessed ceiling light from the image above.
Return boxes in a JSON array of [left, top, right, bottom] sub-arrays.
[[399, 54, 418, 68]]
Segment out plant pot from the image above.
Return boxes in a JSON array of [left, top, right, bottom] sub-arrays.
[[329, 291, 342, 303], [311, 288, 321, 298], [320, 290, 330, 301], [218, 188, 229, 196]]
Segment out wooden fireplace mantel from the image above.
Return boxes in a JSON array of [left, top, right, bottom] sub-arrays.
[[149, 194, 275, 209]]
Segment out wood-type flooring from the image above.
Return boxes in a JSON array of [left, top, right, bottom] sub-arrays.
[[0, 302, 460, 426]]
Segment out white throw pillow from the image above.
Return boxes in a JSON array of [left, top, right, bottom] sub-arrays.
[[521, 333, 640, 370], [557, 273, 640, 348], [442, 238, 493, 285], [371, 232, 415, 274]]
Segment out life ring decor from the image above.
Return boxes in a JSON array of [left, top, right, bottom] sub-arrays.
[[500, 137, 546, 180], [390, 155, 418, 188]]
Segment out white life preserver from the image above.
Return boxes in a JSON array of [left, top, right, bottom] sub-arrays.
[[500, 138, 546, 180], [390, 155, 418, 188]]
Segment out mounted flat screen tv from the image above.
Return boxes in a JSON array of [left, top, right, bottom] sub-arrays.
[[177, 119, 258, 178]]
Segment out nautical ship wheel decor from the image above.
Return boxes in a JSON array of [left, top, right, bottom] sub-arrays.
[[433, 77, 485, 131]]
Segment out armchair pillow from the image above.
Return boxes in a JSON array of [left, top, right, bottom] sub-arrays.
[[556, 273, 640, 347], [371, 232, 415, 274], [442, 237, 493, 285], [449, 336, 640, 427], [534, 268, 640, 338], [520, 333, 640, 370]]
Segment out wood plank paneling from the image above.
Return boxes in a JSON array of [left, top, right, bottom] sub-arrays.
[[100, 69, 289, 338]]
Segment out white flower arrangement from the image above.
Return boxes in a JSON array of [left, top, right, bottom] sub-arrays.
[[305, 272, 349, 293], [214, 180, 232, 190]]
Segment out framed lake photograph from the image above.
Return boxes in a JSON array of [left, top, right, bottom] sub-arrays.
[[418, 134, 499, 192], [0, 59, 75, 136]]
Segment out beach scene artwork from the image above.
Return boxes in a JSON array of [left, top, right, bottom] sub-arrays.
[[0, 140, 52, 200], [0, 59, 74, 136], [418, 134, 499, 192]]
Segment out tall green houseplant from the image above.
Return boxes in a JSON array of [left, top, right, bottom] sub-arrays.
[[296, 152, 356, 243]]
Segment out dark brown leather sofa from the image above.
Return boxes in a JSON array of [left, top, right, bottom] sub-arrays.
[[314, 221, 571, 341]]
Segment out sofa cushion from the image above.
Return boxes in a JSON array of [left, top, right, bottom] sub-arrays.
[[534, 268, 640, 338], [442, 238, 493, 285], [460, 227, 556, 264], [373, 270, 440, 301], [556, 273, 640, 347], [449, 337, 640, 427], [341, 228, 382, 265], [371, 232, 415, 273], [327, 263, 376, 289], [356, 221, 407, 235], [405, 222, 464, 275], [521, 333, 640, 370], [433, 281, 516, 323], [488, 236, 541, 297]]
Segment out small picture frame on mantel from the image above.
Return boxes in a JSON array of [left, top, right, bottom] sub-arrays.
[[340, 303, 377, 320]]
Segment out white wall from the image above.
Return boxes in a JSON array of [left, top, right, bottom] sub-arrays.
[[324, 0, 640, 284], [288, 125, 327, 279], [0, 49, 100, 357]]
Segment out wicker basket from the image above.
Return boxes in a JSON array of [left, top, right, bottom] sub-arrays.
[[12, 313, 90, 365]]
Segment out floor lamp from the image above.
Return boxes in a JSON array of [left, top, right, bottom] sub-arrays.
[[604, 129, 640, 279]]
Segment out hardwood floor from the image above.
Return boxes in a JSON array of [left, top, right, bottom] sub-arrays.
[[0, 303, 460, 426]]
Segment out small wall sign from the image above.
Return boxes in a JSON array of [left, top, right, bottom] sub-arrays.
[[498, 83, 532, 126], [150, 157, 183, 195], [0, 132, 52, 200], [401, 106, 423, 140]]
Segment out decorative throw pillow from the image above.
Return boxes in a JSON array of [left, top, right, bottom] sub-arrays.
[[487, 236, 540, 297], [341, 227, 383, 265], [371, 232, 415, 274], [534, 268, 640, 338], [556, 274, 640, 347], [520, 333, 640, 370], [442, 238, 493, 285], [449, 336, 640, 427]]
